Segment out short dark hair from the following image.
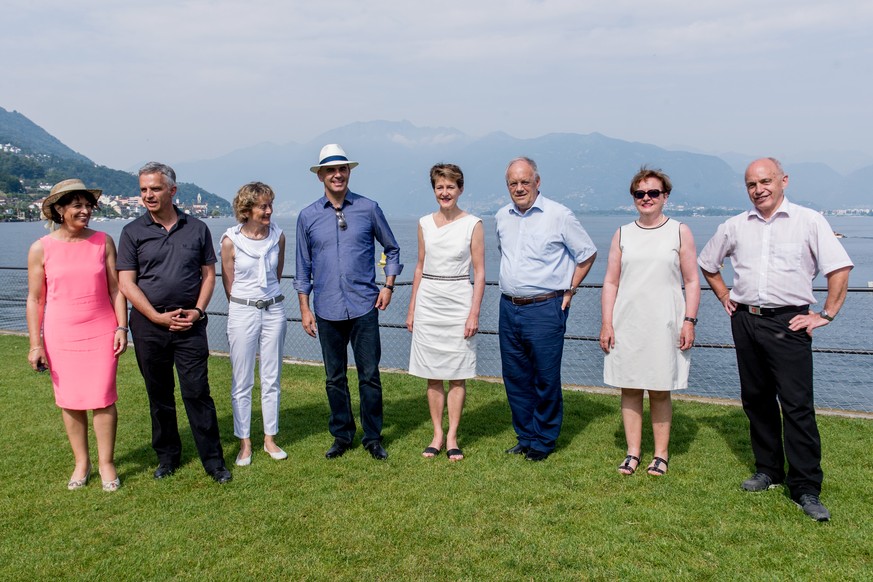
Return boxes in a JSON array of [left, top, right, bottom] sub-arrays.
[[429, 163, 464, 189]]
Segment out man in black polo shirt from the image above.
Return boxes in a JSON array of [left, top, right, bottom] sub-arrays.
[[117, 161, 231, 484]]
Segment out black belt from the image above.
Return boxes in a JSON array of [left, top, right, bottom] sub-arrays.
[[502, 290, 563, 306], [229, 295, 285, 309], [735, 303, 808, 317]]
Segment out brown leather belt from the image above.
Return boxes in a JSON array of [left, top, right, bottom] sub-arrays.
[[501, 290, 563, 306], [735, 303, 807, 317]]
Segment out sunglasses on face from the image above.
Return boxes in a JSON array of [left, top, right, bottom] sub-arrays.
[[335, 207, 347, 230], [632, 189, 664, 200]]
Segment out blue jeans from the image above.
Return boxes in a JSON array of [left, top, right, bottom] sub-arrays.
[[499, 295, 568, 453], [316, 308, 383, 446]]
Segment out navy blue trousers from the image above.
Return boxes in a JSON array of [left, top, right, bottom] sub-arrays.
[[316, 308, 384, 447], [499, 295, 568, 453], [731, 309, 822, 499]]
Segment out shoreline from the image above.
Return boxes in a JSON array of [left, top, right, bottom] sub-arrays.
[[5, 329, 870, 420]]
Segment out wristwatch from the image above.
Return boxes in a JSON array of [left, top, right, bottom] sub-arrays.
[[384, 285, 395, 292], [820, 310, 834, 321], [684, 316, 698, 325], [569, 287, 578, 295], [193, 307, 207, 322]]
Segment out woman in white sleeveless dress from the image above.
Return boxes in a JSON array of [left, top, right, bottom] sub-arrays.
[[406, 164, 485, 461], [220, 182, 288, 466], [600, 167, 700, 477]]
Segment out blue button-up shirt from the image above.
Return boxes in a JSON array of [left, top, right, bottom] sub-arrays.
[[294, 191, 402, 320], [496, 194, 596, 297]]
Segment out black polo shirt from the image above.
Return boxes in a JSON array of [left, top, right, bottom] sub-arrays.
[[117, 207, 217, 311]]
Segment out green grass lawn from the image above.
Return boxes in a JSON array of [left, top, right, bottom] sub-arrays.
[[1, 333, 871, 580]]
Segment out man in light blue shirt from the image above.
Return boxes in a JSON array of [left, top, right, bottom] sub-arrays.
[[295, 144, 402, 461], [496, 157, 596, 461]]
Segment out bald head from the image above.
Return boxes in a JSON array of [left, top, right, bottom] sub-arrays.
[[745, 158, 788, 219]]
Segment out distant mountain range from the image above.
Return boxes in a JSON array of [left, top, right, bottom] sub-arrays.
[[0, 106, 230, 213], [3, 106, 870, 217], [176, 120, 873, 216]]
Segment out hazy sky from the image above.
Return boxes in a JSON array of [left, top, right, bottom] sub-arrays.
[[4, 0, 873, 171]]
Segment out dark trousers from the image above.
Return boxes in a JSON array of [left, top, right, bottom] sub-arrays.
[[499, 295, 568, 453], [316, 308, 383, 446], [130, 309, 225, 473], [731, 309, 822, 499]]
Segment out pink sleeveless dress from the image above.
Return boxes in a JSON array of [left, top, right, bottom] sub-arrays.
[[42, 231, 119, 410]]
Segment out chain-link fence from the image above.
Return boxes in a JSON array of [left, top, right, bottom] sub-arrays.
[[3, 266, 871, 412]]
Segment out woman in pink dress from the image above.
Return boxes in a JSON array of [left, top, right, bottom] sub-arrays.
[[26, 179, 129, 492]]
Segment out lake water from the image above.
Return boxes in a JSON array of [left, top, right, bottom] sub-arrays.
[[2, 212, 871, 411], [2, 213, 872, 286]]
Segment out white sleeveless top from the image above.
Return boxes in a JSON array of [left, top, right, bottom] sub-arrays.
[[221, 223, 283, 299]]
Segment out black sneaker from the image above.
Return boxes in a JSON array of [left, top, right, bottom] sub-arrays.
[[795, 494, 831, 522], [741, 472, 781, 492]]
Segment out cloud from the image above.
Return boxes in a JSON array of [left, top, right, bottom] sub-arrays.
[[3, 0, 872, 169]]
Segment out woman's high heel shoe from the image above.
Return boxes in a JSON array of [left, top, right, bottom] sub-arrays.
[[67, 464, 92, 490], [102, 478, 121, 492]]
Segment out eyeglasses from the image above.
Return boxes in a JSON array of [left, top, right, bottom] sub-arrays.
[[632, 189, 664, 200], [334, 207, 347, 230]]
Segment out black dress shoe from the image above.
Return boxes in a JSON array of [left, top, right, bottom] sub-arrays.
[[525, 449, 550, 462], [365, 441, 388, 461], [325, 439, 351, 459], [505, 443, 530, 455], [153, 463, 177, 479], [209, 465, 233, 484]]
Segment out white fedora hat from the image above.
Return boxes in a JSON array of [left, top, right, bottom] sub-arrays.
[[310, 144, 359, 173]]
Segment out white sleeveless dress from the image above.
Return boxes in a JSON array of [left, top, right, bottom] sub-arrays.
[[604, 218, 690, 391], [408, 213, 481, 380]]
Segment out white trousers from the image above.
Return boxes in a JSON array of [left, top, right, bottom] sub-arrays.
[[227, 301, 288, 438]]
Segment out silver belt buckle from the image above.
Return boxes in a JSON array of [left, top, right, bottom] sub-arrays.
[[749, 305, 762, 316], [255, 299, 267, 309]]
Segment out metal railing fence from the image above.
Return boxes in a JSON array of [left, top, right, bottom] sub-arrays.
[[3, 267, 871, 412]]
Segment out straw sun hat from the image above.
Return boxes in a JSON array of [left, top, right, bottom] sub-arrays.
[[42, 179, 102, 220]]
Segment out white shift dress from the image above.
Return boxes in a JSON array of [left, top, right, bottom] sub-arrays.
[[603, 218, 690, 391], [408, 213, 481, 380]]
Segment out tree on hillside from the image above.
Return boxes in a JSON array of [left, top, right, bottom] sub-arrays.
[[0, 173, 24, 193]]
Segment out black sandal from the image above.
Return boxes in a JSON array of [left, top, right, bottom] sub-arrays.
[[647, 456, 669, 476], [618, 454, 641, 475]]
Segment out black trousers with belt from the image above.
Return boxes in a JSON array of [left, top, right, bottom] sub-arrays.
[[130, 308, 225, 473], [731, 308, 822, 499]]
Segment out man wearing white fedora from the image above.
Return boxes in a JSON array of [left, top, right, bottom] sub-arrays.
[[295, 144, 402, 460]]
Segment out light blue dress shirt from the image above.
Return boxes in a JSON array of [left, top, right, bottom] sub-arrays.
[[294, 191, 402, 320], [496, 194, 596, 297]]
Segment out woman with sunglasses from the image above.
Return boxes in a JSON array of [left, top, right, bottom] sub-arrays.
[[600, 167, 700, 477]]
